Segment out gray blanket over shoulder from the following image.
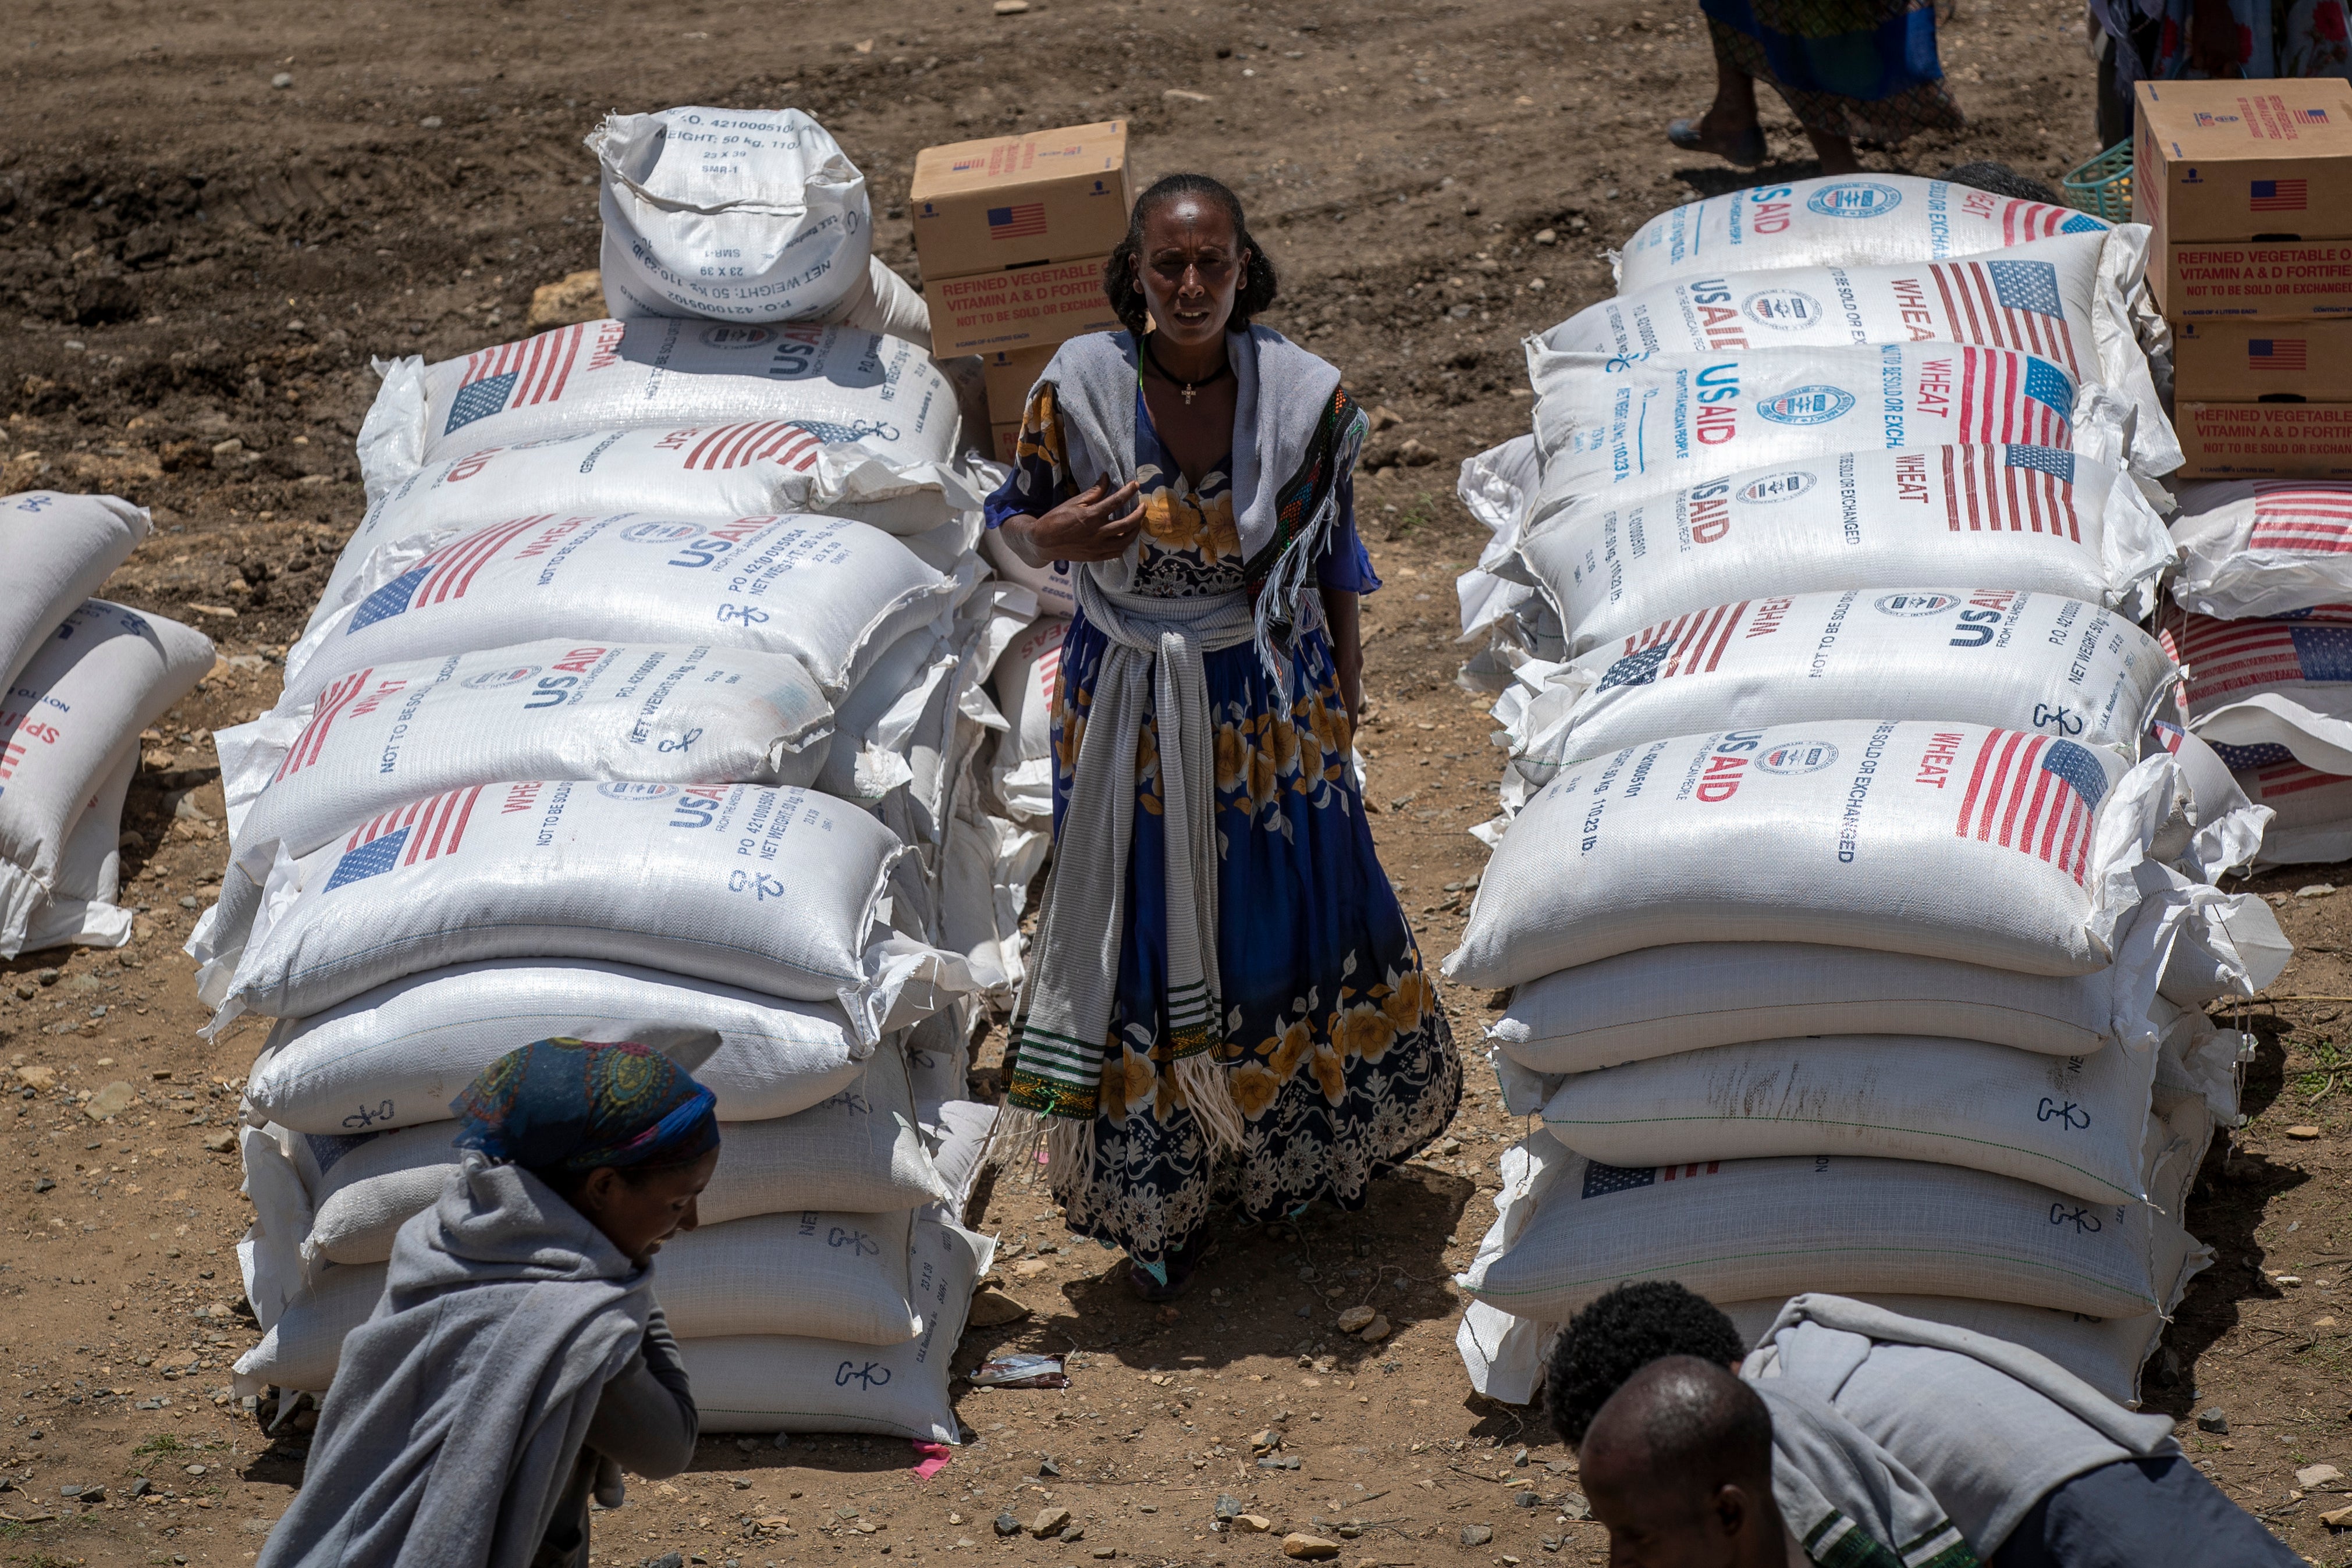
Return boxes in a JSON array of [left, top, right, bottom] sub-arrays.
[[257, 1153, 655, 1568]]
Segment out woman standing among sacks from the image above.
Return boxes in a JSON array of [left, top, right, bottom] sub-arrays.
[[258, 1037, 717, 1568], [985, 173, 1461, 1300]]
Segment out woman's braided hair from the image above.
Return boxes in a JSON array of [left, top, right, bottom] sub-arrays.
[[1103, 173, 1280, 339]]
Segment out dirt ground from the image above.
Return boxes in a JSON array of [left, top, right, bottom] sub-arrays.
[[2, 0, 2347, 1563]]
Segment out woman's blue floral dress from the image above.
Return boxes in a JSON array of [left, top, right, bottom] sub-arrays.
[[985, 378, 1461, 1278]]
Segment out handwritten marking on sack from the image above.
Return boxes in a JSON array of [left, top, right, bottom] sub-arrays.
[[829, 1225, 881, 1256], [339, 1100, 397, 1130], [2048, 1203, 2102, 1233], [837, 1360, 891, 1389], [2037, 1097, 2091, 1130]]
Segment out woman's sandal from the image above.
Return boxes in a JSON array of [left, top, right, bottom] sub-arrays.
[[1667, 118, 1768, 168], [1128, 1232, 1218, 1303]]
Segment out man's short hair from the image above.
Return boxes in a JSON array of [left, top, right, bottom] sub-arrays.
[[1589, 1355, 1777, 1489], [1546, 1281, 1749, 1447]]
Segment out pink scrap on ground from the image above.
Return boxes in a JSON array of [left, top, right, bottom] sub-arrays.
[[912, 1441, 953, 1478]]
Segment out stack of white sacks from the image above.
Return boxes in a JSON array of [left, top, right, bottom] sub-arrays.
[[196, 107, 1054, 1445], [2164, 481, 2352, 865], [1444, 174, 2291, 1409], [2, 492, 215, 959]]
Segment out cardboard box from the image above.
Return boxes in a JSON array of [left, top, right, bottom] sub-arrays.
[[2176, 319, 2352, 400], [2134, 79, 2352, 247], [2177, 401, 2352, 477], [2148, 237, 2352, 319], [991, 421, 1024, 466], [980, 345, 1057, 426], [928, 255, 1120, 357], [911, 122, 1134, 278]]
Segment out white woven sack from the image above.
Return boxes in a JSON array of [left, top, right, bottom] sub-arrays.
[[1538, 1029, 2157, 1204], [283, 512, 949, 710], [2161, 611, 2352, 779], [990, 617, 1068, 822], [212, 781, 938, 1041], [2232, 757, 2352, 866], [591, 108, 871, 325], [19, 740, 136, 955], [0, 491, 150, 692], [239, 1122, 315, 1332], [221, 636, 830, 899], [243, 959, 867, 1136], [680, 1213, 991, 1439], [1526, 344, 2148, 507], [1616, 175, 2112, 295], [1448, 720, 2190, 991], [2168, 480, 2352, 620], [981, 527, 1078, 616], [1, 601, 214, 957], [356, 319, 960, 497], [1551, 232, 2175, 477], [1493, 590, 2173, 812], [927, 1100, 1000, 1222], [1519, 445, 2172, 656], [659, 1208, 917, 1344], [1460, 1132, 2163, 1324], [233, 1260, 387, 1395], [1454, 435, 1552, 653]]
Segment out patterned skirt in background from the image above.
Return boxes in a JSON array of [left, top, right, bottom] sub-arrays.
[[1704, 0, 1967, 143], [1042, 610, 1462, 1278]]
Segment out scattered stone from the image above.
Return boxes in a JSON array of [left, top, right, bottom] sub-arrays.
[[1259, 1453, 1302, 1470], [84, 1080, 136, 1121], [992, 0, 1031, 11], [967, 1288, 1033, 1328], [33, 1177, 55, 1194], [1460, 1524, 1495, 1546], [1028, 1506, 1071, 1538], [645, 1556, 685, 1568], [2299, 1464, 2343, 1489], [1058, 1523, 1085, 1543], [2297, 883, 2337, 898], [203, 1129, 239, 1154], [2319, 1316, 2340, 1328], [1091, 1549, 1116, 1560], [420, 116, 443, 129], [1214, 1495, 1243, 1521], [1163, 89, 1211, 104], [59, 1484, 81, 1498], [1513, 1447, 1530, 1467], [2197, 1408, 2229, 1435], [271, 72, 293, 88], [1336, 1305, 1377, 1333], [185, 1463, 208, 1477], [15, 1065, 56, 1089], [1250, 1428, 1281, 1453], [1397, 438, 1439, 467], [1236, 1514, 1273, 1533], [1534, 229, 1558, 245], [129, 1478, 152, 1498], [79, 1484, 106, 1503], [2277, 1275, 2305, 1287], [1540, 1537, 1564, 1553], [995, 1512, 1022, 1537], [1014, 1258, 1052, 1279], [1369, 405, 1403, 432], [526, 269, 606, 330], [1357, 1314, 1393, 1344], [1283, 1535, 1341, 1560], [1038, 1458, 1061, 1477], [2286, 1126, 2323, 1140], [2324, 1503, 2352, 1529], [1512, 1491, 1540, 1508]]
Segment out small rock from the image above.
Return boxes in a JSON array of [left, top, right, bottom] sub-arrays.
[[2277, 1275, 2305, 1287], [1163, 88, 1211, 104], [2197, 1408, 2229, 1434], [420, 116, 443, 129], [1014, 1258, 1053, 1278], [1461, 1524, 1495, 1546], [2297, 883, 2337, 898], [1039, 1458, 1061, 1477], [2286, 1125, 2323, 1140], [1336, 1305, 1377, 1333], [2299, 1463, 2343, 1489], [129, 1478, 152, 1498], [185, 1464, 208, 1477], [1214, 1494, 1243, 1521], [1028, 1506, 1071, 1538], [1513, 1447, 1530, 1467], [84, 1080, 136, 1120], [2319, 1316, 2340, 1328], [58, 1484, 81, 1498], [79, 1484, 106, 1503], [1369, 405, 1404, 432], [1250, 1428, 1281, 1453], [1059, 1524, 1086, 1543], [646, 1556, 685, 1568], [1282, 1535, 1341, 1560], [1534, 229, 1558, 246], [1512, 1491, 1540, 1507], [1236, 1514, 1273, 1533], [1259, 1453, 1302, 1470], [33, 1177, 55, 1194], [271, 72, 293, 88], [1357, 1314, 1393, 1344], [1398, 438, 1439, 468], [15, 1065, 56, 1089], [526, 269, 606, 330], [1091, 1550, 1116, 1561], [2323, 1503, 2352, 1528], [992, 0, 1031, 11], [994, 1512, 1021, 1537], [203, 1129, 239, 1154]]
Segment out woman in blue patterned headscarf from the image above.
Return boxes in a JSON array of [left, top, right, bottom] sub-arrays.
[[259, 1038, 721, 1568]]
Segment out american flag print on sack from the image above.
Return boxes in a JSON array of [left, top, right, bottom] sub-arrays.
[[347, 515, 551, 632], [1953, 730, 2108, 887], [274, 668, 374, 782], [2246, 482, 2352, 552], [1925, 349, 2076, 447], [676, 422, 828, 474], [1941, 445, 2082, 539], [322, 785, 486, 892], [443, 324, 588, 437], [2175, 616, 2352, 708], [1604, 601, 1752, 686], [2251, 179, 2310, 212], [1926, 259, 2080, 376], [1580, 1160, 1722, 1198], [2252, 758, 2352, 802]]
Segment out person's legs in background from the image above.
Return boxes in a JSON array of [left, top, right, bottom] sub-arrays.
[[1669, 19, 1863, 172]]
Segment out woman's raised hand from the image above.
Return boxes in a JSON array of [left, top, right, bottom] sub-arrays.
[[1002, 476, 1146, 568]]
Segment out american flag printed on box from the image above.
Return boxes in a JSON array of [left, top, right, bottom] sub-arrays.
[[2175, 616, 2352, 709], [2298, 107, 2333, 125], [2251, 178, 2310, 212], [987, 202, 1050, 240], [2250, 338, 2308, 374], [1953, 731, 2109, 887], [1924, 259, 2079, 376], [2247, 482, 2352, 551], [322, 785, 486, 892], [444, 324, 588, 438]]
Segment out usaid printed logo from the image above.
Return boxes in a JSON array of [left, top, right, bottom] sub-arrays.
[[1756, 386, 1854, 425], [1738, 471, 1816, 503], [1756, 739, 1840, 775], [1874, 592, 1961, 616], [1742, 289, 1825, 329], [697, 325, 776, 350], [620, 521, 704, 545], [596, 782, 678, 802], [461, 664, 541, 689], [1806, 181, 1902, 218]]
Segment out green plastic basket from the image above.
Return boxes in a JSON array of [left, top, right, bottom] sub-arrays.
[[2063, 140, 2133, 223]]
